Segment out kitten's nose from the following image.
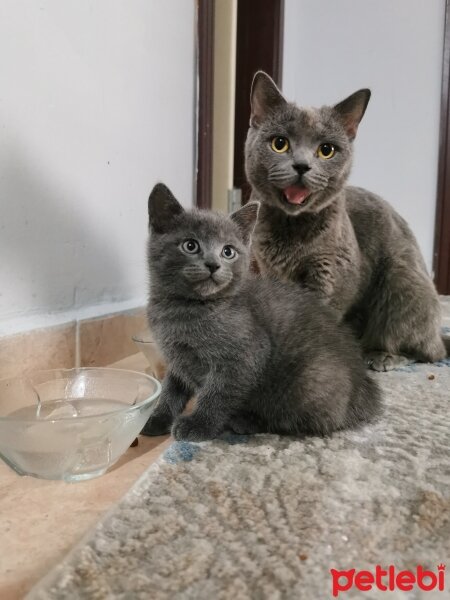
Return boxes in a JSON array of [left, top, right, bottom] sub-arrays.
[[205, 261, 220, 274], [293, 163, 311, 177]]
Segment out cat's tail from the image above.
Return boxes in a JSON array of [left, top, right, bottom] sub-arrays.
[[347, 373, 382, 427]]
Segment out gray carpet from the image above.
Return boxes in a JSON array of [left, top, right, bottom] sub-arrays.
[[28, 356, 450, 599]]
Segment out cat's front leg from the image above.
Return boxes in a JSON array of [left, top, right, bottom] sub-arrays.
[[142, 371, 192, 436], [172, 381, 238, 441], [172, 401, 229, 441]]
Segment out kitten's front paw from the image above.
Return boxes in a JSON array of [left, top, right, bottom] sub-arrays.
[[227, 415, 263, 435], [141, 411, 172, 437], [172, 416, 215, 441]]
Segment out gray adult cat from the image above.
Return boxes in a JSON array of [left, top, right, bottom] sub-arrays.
[[245, 71, 446, 372], [142, 183, 381, 441]]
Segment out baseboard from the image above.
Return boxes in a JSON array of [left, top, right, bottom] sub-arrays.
[[0, 307, 147, 380]]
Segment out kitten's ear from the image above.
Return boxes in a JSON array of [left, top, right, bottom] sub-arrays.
[[230, 201, 260, 244], [250, 71, 287, 127], [148, 183, 184, 233], [333, 89, 371, 140]]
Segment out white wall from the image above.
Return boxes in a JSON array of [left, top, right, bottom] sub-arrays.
[[0, 0, 195, 335], [283, 0, 445, 273]]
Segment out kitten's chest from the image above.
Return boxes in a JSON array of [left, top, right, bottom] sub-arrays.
[[154, 313, 236, 386], [166, 341, 206, 387]]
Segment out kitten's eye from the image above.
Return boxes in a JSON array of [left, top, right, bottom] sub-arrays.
[[181, 239, 200, 254], [317, 143, 336, 159], [221, 245, 236, 259], [271, 136, 289, 153]]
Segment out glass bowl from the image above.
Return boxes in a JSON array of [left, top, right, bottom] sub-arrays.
[[0, 367, 161, 482]]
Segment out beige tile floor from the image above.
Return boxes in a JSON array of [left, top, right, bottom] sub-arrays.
[[0, 353, 170, 600]]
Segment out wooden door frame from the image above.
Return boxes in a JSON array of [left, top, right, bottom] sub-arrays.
[[434, 0, 450, 294], [196, 0, 284, 209]]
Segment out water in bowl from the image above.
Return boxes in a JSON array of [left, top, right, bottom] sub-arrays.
[[9, 397, 128, 420], [2, 398, 137, 481]]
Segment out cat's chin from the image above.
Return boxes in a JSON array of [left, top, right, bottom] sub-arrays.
[[194, 278, 230, 298]]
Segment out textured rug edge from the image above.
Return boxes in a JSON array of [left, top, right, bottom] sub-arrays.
[[25, 454, 172, 599]]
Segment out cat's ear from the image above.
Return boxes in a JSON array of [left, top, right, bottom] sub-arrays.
[[148, 183, 184, 233], [250, 71, 287, 127], [230, 201, 260, 244], [333, 89, 371, 140]]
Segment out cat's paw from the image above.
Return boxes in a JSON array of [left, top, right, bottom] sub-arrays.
[[227, 415, 263, 435], [172, 416, 215, 441], [365, 351, 411, 372], [141, 411, 172, 437]]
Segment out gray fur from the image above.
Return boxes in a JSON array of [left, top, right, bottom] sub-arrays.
[[246, 71, 445, 372], [143, 183, 381, 441]]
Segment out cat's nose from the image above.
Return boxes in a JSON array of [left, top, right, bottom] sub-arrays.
[[293, 163, 311, 177], [205, 261, 220, 274]]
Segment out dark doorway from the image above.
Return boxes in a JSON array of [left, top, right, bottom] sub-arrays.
[[196, 0, 284, 209], [434, 0, 450, 294], [233, 0, 285, 204], [196, 0, 215, 209]]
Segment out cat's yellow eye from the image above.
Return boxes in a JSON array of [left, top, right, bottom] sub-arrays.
[[271, 136, 290, 153], [317, 143, 336, 160]]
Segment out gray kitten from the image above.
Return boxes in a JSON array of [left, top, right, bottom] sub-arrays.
[[142, 183, 381, 441], [245, 71, 446, 372]]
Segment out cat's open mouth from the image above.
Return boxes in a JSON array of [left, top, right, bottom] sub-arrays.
[[282, 185, 311, 206]]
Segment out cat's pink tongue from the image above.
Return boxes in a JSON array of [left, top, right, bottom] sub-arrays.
[[283, 185, 310, 205]]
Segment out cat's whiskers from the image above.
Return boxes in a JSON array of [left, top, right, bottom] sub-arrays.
[[183, 264, 234, 296], [182, 265, 211, 283], [267, 164, 329, 194], [303, 172, 329, 192], [267, 166, 297, 188]]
